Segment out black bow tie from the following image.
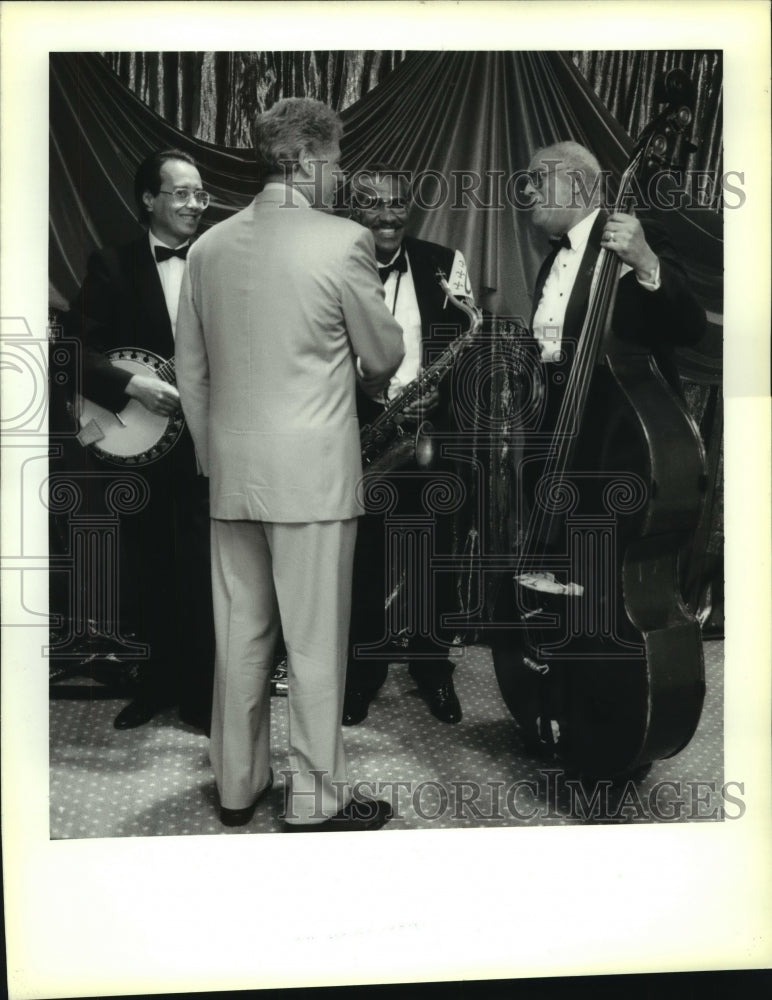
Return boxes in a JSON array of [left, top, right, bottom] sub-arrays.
[[378, 249, 408, 283], [155, 244, 189, 263], [548, 233, 572, 251]]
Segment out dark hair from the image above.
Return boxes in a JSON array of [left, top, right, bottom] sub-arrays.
[[349, 163, 413, 209], [253, 98, 343, 178], [134, 149, 197, 224]]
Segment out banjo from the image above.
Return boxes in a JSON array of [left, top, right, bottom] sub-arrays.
[[76, 348, 185, 466]]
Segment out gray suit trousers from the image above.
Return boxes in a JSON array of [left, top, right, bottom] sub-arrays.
[[209, 517, 357, 823]]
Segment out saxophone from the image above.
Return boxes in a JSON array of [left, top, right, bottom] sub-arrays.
[[360, 268, 483, 475]]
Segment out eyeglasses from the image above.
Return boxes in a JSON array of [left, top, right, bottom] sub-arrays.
[[158, 188, 211, 208], [524, 170, 549, 190]]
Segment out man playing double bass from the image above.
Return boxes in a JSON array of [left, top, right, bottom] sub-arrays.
[[523, 142, 704, 391], [494, 141, 707, 776]]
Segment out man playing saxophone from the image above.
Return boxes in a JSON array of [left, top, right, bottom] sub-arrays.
[[344, 164, 477, 727]]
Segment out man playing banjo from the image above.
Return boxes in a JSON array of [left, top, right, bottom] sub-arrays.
[[64, 149, 215, 734]]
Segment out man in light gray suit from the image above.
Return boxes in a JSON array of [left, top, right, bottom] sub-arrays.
[[176, 98, 404, 832]]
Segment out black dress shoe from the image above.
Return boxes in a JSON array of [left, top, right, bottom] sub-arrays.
[[342, 688, 372, 726], [422, 680, 462, 723], [284, 796, 392, 833], [113, 698, 160, 730], [220, 770, 274, 827]]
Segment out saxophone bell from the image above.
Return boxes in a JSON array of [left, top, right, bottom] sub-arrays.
[[414, 420, 436, 468]]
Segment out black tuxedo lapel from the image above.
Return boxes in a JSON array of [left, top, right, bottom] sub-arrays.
[[530, 248, 560, 330], [128, 236, 175, 355], [403, 236, 462, 359], [528, 212, 606, 428], [561, 211, 607, 348], [404, 237, 448, 337]]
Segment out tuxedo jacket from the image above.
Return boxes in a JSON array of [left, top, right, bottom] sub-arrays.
[[64, 233, 201, 482], [65, 235, 178, 414], [530, 211, 706, 399], [356, 235, 471, 430], [176, 186, 405, 524], [522, 211, 707, 528]]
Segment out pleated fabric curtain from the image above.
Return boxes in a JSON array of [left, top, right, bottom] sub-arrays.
[[102, 51, 408, 144], [102, 50, 722, 185]]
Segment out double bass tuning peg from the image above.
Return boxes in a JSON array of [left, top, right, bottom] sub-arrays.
[[654, 68, 695, 110]]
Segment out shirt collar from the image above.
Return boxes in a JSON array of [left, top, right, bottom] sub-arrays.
[[564, 207, 601, 254], [378, 243, 407, 269]]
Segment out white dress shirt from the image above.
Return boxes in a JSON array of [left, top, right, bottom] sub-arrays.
[[532, 208, 660, 362], [149, 231, 190, 337], [380, 248, 422, 400]]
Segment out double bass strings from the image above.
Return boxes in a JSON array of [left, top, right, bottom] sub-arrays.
[[521, 147, 645, 564]]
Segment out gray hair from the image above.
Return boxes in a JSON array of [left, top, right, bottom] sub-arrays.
[[535, 141, 603, 196], [253, 98, 343, 177]]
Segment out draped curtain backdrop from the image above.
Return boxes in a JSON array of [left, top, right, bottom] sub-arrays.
[[49, 51, 724, 627], [103, 51, 408, 145], [101, 50, 722, 183]]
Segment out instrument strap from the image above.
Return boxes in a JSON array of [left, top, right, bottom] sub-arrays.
[[389, 269, 403, 316]]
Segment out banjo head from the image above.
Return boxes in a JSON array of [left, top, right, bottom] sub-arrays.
[[77, 348, 185, 466]]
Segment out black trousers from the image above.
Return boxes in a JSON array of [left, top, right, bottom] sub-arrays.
[[67, 426, 216, 716], [120, 459, 214, 715], [346, 464, 456, 696]]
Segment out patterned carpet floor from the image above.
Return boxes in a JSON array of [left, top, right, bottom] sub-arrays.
[[49, 640, 723, 838]]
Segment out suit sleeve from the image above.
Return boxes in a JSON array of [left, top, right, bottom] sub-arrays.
[[64, 249, 136, 412], [616, 221, 706, 348], [341, 227, 405, 378], [175, 255, 211, 475]]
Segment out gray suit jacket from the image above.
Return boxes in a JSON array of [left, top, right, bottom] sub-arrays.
[[176, 185, 404, 523]]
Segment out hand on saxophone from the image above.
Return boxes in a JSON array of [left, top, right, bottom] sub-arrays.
[[396, 384, 440, 425]]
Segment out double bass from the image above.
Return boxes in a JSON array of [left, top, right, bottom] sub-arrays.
[[492, 71, 707, 779]]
